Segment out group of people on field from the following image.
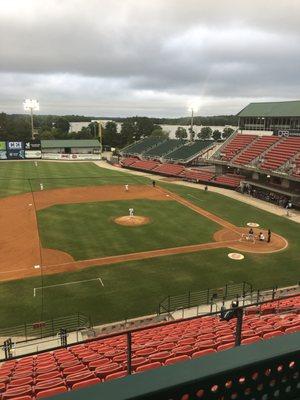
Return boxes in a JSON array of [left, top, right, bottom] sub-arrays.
[[247, 228, 271, 243]]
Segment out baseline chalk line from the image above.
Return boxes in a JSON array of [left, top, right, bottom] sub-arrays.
[[33, 277, 104, 297]]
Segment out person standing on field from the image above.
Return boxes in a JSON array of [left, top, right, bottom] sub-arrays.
[[129, 208, 134, 217], [267, 229, 271, 243], [125, 184, 129, 192]]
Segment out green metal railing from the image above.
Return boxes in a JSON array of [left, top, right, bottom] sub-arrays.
[[50, 332, 300, 399], [158, 282, 253, 314], [0, 313, 91, 343]]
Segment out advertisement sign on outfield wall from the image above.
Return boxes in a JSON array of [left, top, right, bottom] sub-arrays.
[[7, 141, 24, 150], [25, 150, 42, 159], [0, 141, 6, 151], [25, 141, 41, 150], [42, 153, 101, 160], [7, 149, 25, 159], [0, 151, 7, 159], [70, 153, 101, 160]]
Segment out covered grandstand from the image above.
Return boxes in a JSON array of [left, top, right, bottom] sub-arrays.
[[238, 100, 300, 134], [120, 138, 215, 164], [120, 100, 300, 205]]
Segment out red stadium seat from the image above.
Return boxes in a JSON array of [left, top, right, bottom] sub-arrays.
[[2, 385, 33, 399], [95, 364, 124, 379], [217, 342, 235, 352], [7, 377, 33, 388], [192, 348, 216, 358], [73, 377, 101, 390], [36, 371, 62, 382], [105, 370, 128, 381], [35, 378, 66, 394], [66, 371, 96, 388], [165, 355, 190, 366], [135, 362, 161, 373], [148, 351, 171, 363], [36, 386, 68, 399], [88, 358, 112, 370], [130, 357, 148, 370], [8, 397, 32, 400], [62, 364, 88, 376], [263, 331, 283, 340], [241, 336, 261, 345], [285, 325, 300, 334]]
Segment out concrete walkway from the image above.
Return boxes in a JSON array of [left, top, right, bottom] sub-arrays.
[[94, 160, 300, 224]]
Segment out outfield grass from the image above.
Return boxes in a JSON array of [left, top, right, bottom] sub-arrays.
[[0, 161, 149, 197], [0, 163, 299, 327], [37, 199, 218, 260]]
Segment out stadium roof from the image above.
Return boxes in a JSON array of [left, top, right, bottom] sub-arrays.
[[237, 100, 300, 117], [41, 139, 100, 148]]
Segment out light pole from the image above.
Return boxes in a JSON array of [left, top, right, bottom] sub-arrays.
[[188, 104, 199, 141], [23, 99, 39, 140]]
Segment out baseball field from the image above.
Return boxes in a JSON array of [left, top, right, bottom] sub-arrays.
[[0, 161, 299, 327]]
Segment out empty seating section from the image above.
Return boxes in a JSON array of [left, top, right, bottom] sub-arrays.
[[213, 174, 243, 188], [122, 137, 164, 156], [1, 296, 298, 399], [143, 140, 186, 158], [218, 134, 257, 161], [260, 137, 300, 170], [183, 169, 214, 183], [165, 140, 212, 162], [153, 164, 185, 177], [129, 160, 159, 171], [233, 136, 279, 165], [120, 157, 137, 167]]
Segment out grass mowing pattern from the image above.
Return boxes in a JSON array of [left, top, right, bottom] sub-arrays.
[[0, 163, 298, 327], [0, 161, 149, 197], [38, 200, 218, 260]]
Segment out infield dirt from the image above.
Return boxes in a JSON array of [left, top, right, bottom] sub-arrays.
[[0, 184, 288, 282]]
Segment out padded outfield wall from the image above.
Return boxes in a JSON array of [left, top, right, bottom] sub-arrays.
[[0, 139, 101, 160]]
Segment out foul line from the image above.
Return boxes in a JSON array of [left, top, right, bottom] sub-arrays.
[[33, 277, 104, 297]]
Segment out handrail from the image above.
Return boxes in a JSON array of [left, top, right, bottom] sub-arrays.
[[2, 292, 299, 361], [50, 332, 300, 400]]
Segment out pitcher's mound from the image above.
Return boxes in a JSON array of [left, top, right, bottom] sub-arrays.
[[114, 215, 150, 226]]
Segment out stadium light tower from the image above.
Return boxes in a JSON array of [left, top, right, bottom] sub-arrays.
[[188, 103, 199, 141], [23, 99, 39, 139]]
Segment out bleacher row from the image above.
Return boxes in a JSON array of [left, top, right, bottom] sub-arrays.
[[217, 134, 300, 176], [121, 158, 243, 188], [121, 138, 213, 163], [0, 296, 299, 399]]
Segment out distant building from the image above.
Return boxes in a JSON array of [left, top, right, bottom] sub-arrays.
[[41, 139, 101, 160], [237, 100, 300, 135]]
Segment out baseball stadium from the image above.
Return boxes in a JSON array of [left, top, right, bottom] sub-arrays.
[[0, 102, 299, 399]]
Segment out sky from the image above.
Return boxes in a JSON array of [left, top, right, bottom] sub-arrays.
[[0, 0, 300, 117]]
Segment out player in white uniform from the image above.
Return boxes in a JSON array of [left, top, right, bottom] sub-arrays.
[[125, 184, 129, 191], [129, 208, 134, 217], [40, 183, 44, 191]]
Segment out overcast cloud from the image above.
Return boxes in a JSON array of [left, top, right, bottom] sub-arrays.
[[0, 0, 300, 117]]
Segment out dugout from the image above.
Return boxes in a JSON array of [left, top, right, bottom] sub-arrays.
[[41, 139, 101, 160]]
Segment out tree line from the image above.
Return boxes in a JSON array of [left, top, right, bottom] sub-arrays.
[[0, 113, 235, 146]]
